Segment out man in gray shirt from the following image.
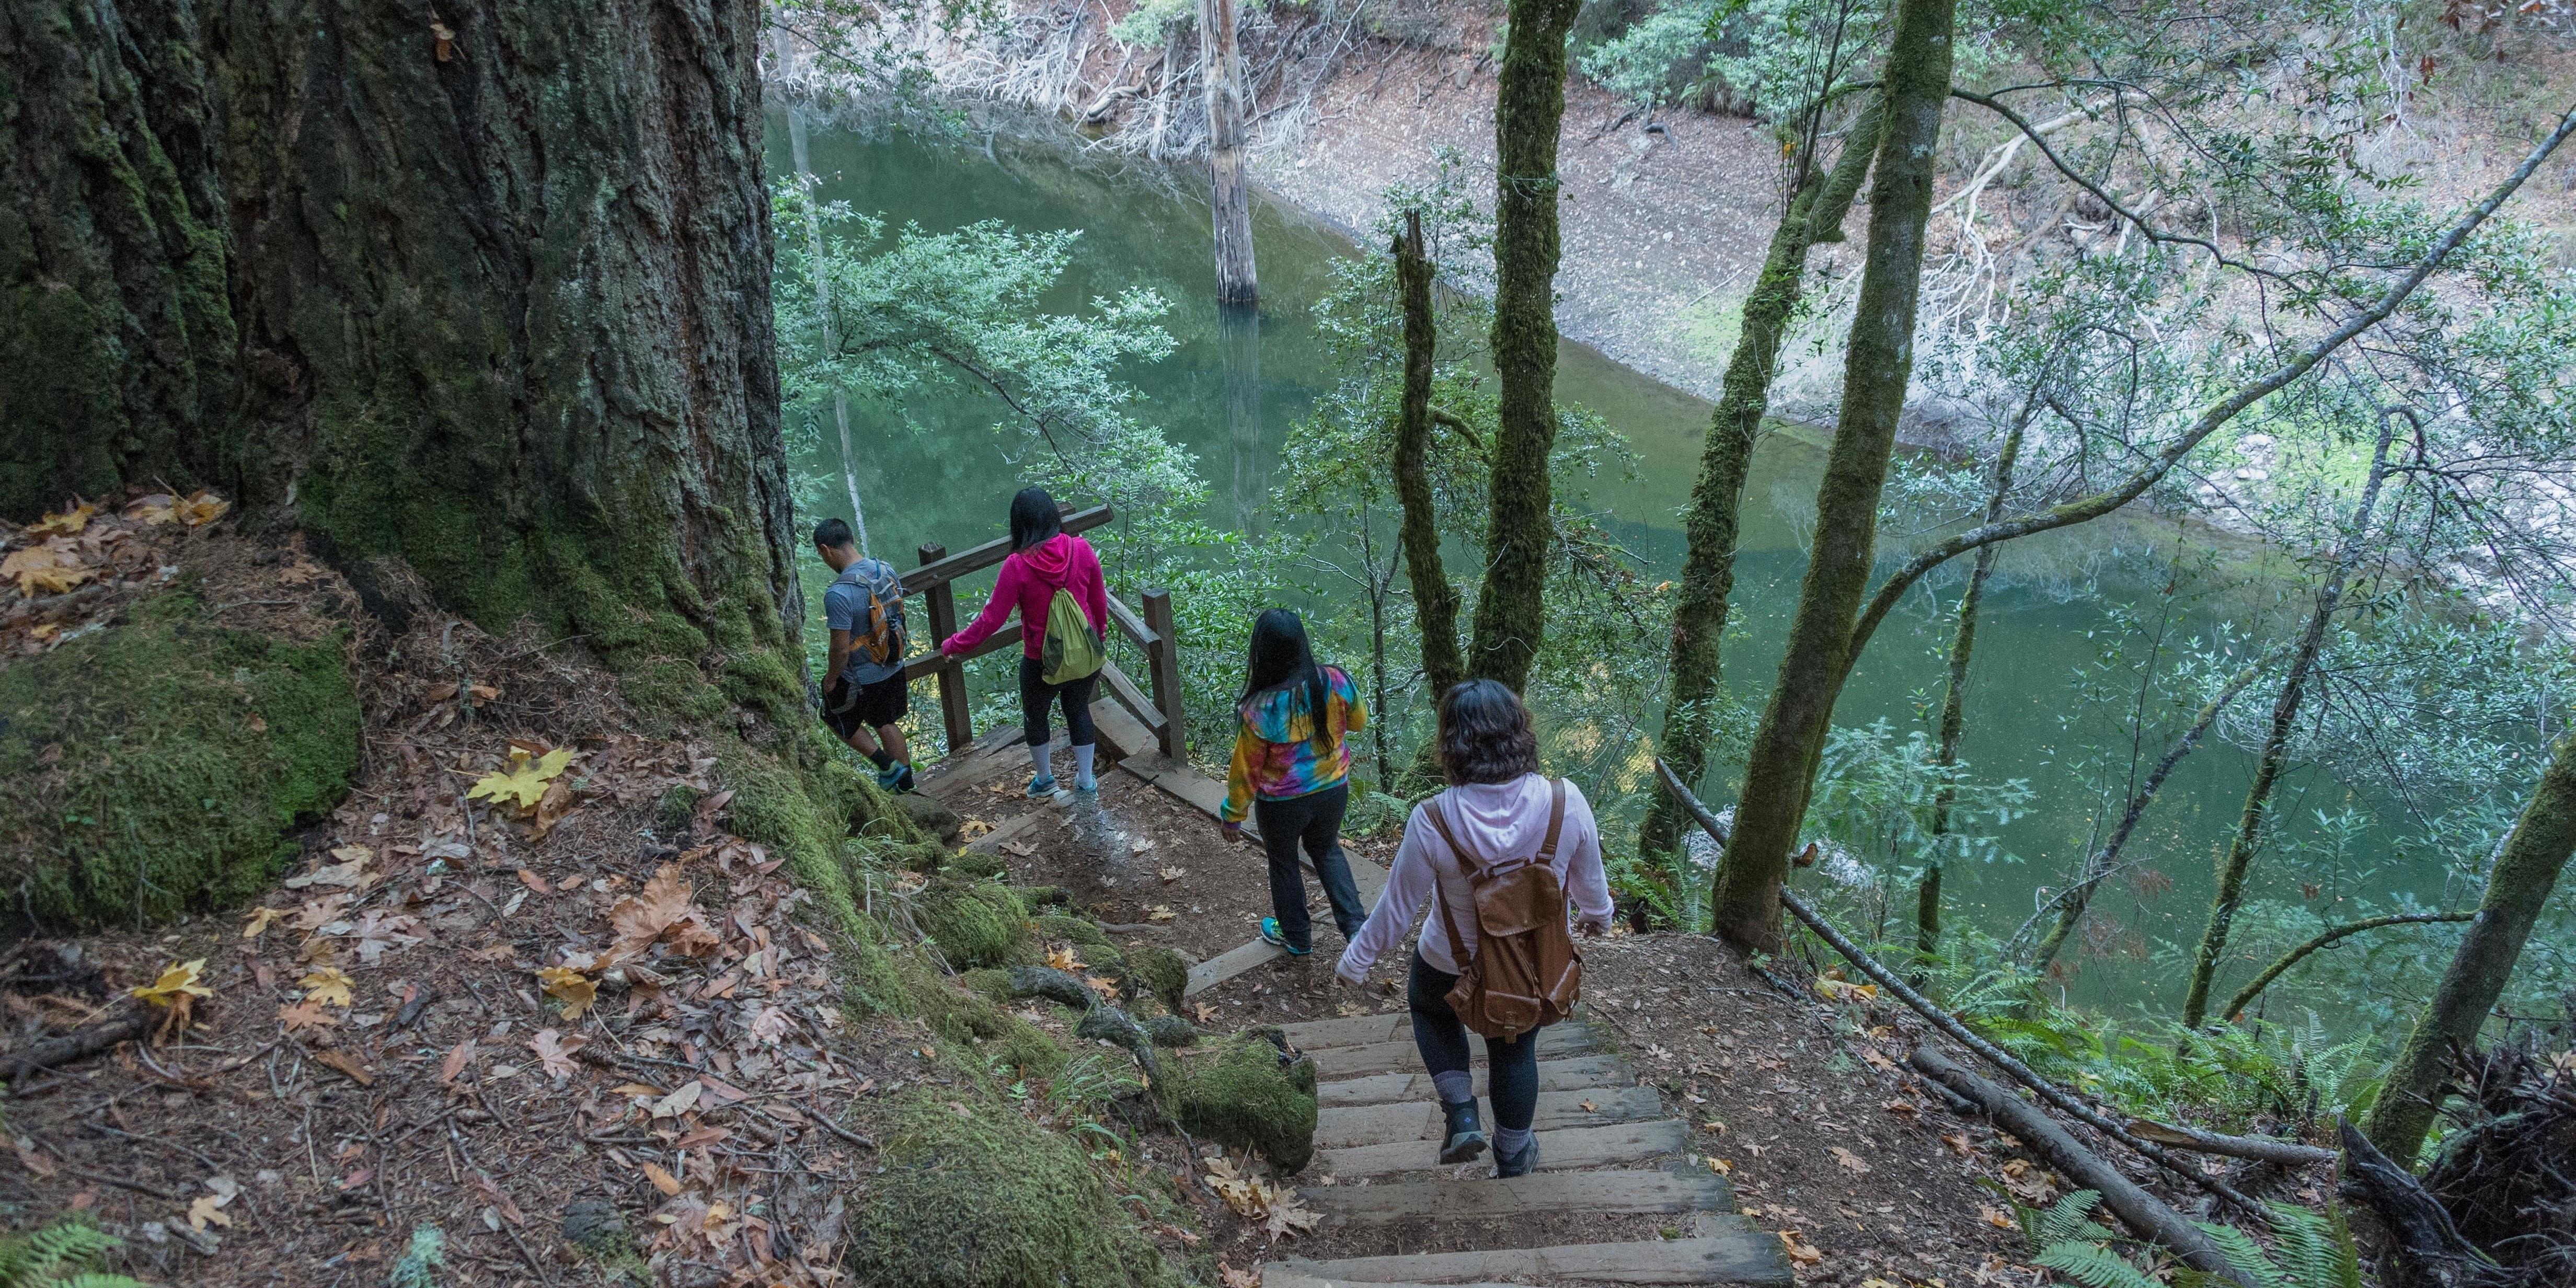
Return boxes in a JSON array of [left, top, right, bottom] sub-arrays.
[[814, 519, 915, 792]]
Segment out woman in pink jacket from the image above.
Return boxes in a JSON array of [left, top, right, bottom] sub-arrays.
[[939, 488, 1111, 796], [1337, 680, 1614, 1178]]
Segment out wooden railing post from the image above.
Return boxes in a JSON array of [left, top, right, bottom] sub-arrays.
[[1142, 589, 1187, 760], [918, 542, 972, 754]]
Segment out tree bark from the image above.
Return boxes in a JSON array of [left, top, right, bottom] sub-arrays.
[[2026, 660, 2262, 974], [1197, 0, 1258, 305], [1392, 212, 1466, 702], [1638, 100, 1882, 863], [1466, 0, 1583, 694], [5, 0, 798, 658], [1918, 411, 2021, 960], [2182, 416, 2400, 1028], [1711, 0, 1958, 953], [2363, 727, 2576, 1166]]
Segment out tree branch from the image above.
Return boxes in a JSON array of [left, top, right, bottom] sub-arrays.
[[2221, 912, 2475, 1024]]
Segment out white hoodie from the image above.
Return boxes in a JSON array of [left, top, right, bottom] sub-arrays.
[[1337, 773, 1616, 981]]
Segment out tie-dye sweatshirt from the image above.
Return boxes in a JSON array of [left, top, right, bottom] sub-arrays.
[[1221, 665, 1368, 823]]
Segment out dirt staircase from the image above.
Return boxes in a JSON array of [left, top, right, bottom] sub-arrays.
[[913, 718, 1791, 1287]]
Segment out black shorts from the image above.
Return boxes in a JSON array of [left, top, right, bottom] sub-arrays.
[[824, 672, 909, 738]]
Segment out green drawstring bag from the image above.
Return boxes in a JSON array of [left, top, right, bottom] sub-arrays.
[[1040, 587, 1105, 685]]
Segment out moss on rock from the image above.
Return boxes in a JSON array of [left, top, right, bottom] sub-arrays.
[[1156, 1033, 1318, 1173], [1124, 946, 1191, 1014], [849, 1094, 1183, 1288], [0, 605, 360, 927], [916, 878, 1032, 969]]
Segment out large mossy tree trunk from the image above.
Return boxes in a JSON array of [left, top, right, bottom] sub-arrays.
[[2180, 419, 2399, 1028], [1636, 100, 1882, 866], [2363, 728, 2576, 1166], [1710, 0, 1958, 954], [1392, 212, 1466, 703], [3, 1, 905, 920], [1466, 0, 1582, 694]]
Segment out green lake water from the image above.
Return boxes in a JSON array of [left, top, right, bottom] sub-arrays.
[[768, 113, 2444, 1017]]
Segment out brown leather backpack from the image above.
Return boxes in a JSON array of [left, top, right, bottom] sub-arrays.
[[1422, 779, 1583, 1041]]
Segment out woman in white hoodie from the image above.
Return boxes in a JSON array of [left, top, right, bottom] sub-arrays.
[[1337, 681, 1614, 1178]]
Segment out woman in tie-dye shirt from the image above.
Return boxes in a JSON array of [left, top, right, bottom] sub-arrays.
[[1221, 610, 1370, 955]]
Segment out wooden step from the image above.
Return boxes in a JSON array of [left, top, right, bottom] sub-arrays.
[[1299, 1167, 1738, 1224], [1315, 1118, 1690, 1179], [1306, 1025, 1598, 1079], [1319, 1056, 1631, 1107], [1263, 1222, 1791, 1287], [1316, 1086, 1664, 1149]]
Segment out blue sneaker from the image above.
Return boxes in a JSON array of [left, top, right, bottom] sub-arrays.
[[1026, 773, 1059, 798], [876, 763, 911, 792], [1259, 917, 1311, 956]]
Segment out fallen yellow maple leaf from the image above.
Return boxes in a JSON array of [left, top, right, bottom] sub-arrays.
[[537, 965, 597, 1019], [187, 1191, 234, 1231], [1044, 945, 1086, 972], [1146, 905, 1177, 923], [24, 504, 95, 537], [242, 906, 288, 938], [298, 966, 355, 1007], [468, 747, 577, 811], [1, 545, 91, 597], [132, 960, 213, 1008], [174, 490, 230, 526]]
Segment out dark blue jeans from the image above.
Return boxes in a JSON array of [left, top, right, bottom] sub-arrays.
[[1254, 781, 1366, 951], [1409, 949, 1540, 1131]]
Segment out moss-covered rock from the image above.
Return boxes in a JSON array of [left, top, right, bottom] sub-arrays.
[[946, 846, 1008, 880], [915, 878, 1031, 969], [1156, 1032, 1318, 1173], [1142, 1015, 1201, 1049], [1124, 946, 1191, 1014], [911, 970, 1066, 1080], [850, 1094, 1183, 1288], [1016, 883, 1073, 908], [0, 605, 360, 927]]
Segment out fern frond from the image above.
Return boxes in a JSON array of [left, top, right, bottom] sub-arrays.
[[2036, 1190, 2118, 1246], [2195, 1220, 2291, 1288], [2036, 1240, 2166, 1288], [2260, 1202, 2362, 1288], [58, 1274, 145, 1288]]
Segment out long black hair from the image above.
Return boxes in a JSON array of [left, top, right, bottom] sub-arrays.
[[1008, 487, 1062, 553], [1240, 609, 1335, 750], [1437, 680, 1539, 785]]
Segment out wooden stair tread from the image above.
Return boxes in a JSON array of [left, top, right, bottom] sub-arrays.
[[1319, 1057, 1631, 1107], [1307, 1025, 1596, 1079], [1317, 1119, 1690, 1179], [1316, 1087, 1662, 1148], [1262, 1225, 1790, 1287], [1298, 1167, 1738, 1223]]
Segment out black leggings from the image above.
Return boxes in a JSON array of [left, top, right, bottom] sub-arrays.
[[1408, 950, 1539, 1131], [1018, 657, 1097, 749], [1253, 782, 1366, 950]]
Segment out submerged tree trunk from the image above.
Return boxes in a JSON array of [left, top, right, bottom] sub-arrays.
[[2026, 660, 2262, 974], [2181, 418, 2400, 1028], [1711, 0, 1959, 953], [1221, 304, 1266, 533], [1197, 0, 1258, 305], [1466, 0, 1583, 693], [1637, 100, 1883, 864], [4, 0, 820, 731], [2364, 728, 2576, 1166], [1392, 212, 1467, 703], [1918, 414, 2022, 960]]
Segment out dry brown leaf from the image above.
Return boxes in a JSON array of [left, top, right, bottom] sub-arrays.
[[1982, 1205, 2017, 1229], [187, 1191, 235, 1232], [1264, 1191, 1320, 1239], [439, 1040, 477, 1087], [14, 1137, 55, 1179], [1159, 865, 1186, 883], [0, 545, 90, 597], [1146, 905, 1177, 924], [1044, 945, 1086, 972], [278, 999, 338, 1032], [241, 906, 287, 939], [530, 777, 577, 840], [1708, 1157, 1733, 1175], [1942, 1132, 1976, 1157], [515, 869, 552, 894], [299, 967, 355, 1007], [641, 1160, 683, 1197], [528, 1029, 583, 1080], [314, 1049, 374, 1086], [1828, 1146, 1871, 1175], [1000, 839, 1037, 858], [174, 490, 229, 526], [1882, 1099, 1920, 1116], [607, 864, 718, 961], [1779, 1229, 1824, 1265], [1219, 1263, 1261, 1288]]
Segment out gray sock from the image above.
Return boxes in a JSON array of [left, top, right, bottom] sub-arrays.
[[1493, 1125, 1533, 1156], [1432, 1071, 1475, 1106], [1030, 742, 1054, 781], [1072, 743, 1096, 789]]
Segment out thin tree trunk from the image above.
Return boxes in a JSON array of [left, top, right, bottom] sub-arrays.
[[1221, 304, 1265, 531], [2181, 417, 2400, 1028], [2364, 727, 2576, 1165], [2026, 660, 2263, 974], [1197, 0, 1258, 305], [781, 51, 871, 557], [1918, 413, 2022, 960], [1466, 0, 1584, 694], [1638, 99, 1883, 863], [1392, 212, 1467, 701], [1711, 0, 1959, 953], [2222, 912, 2474, 1025]]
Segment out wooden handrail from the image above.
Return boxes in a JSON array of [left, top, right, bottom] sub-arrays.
[[900, 624, 1021, 683], [1099, 659, 1168, 734], [1102, 593, 1157, 649], [902, 504, 1114, 596]]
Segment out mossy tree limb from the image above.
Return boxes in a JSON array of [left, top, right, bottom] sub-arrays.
[[1392, 211, 1467, 703], [1917, 407, 2022, 961], [1638, 100, 1883, 864], [1467, 0, 1583, 693], [2364, 728, 2576, 1166], [1711, 0, 1959, 954], [2181, 416, 2400, 1028]]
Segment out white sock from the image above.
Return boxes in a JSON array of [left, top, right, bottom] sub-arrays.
[[1072, 744, 1096, 789], [1030, 742, 1054, 781]]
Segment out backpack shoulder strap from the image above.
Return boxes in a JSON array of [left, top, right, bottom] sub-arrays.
[[1536, 777, 1569, 863], [1421, 797, 1478, 879], [1419, 797, 1479, 964]]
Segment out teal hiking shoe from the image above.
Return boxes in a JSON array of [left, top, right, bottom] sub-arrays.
[[1259, 917, 1310, 956], [1026, 773, 1059, 798]]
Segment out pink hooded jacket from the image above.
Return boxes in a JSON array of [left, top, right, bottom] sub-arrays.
[[1338, 773, 1615, 980], [940, 533, 1108, 661]]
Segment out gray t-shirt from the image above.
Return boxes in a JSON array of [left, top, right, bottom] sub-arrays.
[[824, 558, 906, 686]]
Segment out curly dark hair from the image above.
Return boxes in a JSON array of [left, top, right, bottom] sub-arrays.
[[1436, 680, 1539, 785]]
